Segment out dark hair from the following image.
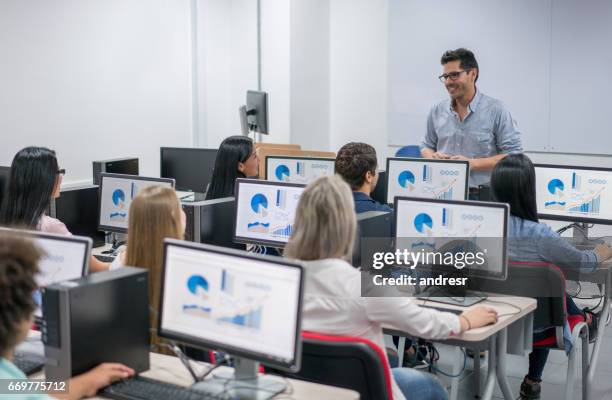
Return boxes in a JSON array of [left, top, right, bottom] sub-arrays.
[[0, 147, 59, 229], [441, 48, 479, 82], [335, 142, 378, 191], [490, 154, 538, 222], [0, 233, 43, 355], [205, 136, 254, 200]]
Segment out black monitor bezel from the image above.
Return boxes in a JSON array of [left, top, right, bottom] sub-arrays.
[[264, 155, 336, 182], [233, 178, 306, 248], [98, 173, 175, 234], [393, 196, 509, 280], [160, 147, 218, 192], [534, 163, 612, 226], [158, 239, 304, 372], [385, 157, 470, 205]]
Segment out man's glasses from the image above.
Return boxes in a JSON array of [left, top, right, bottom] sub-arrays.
[[438, 69, 471, 83], [56, 169, 66, 176]]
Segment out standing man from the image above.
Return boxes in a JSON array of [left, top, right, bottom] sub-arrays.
[[421, 48, 522, 198]]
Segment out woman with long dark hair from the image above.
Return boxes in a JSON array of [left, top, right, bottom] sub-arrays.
[[205, 136, 259, 200], [0, 146, 109, 272], [490, 154, 612, 400]]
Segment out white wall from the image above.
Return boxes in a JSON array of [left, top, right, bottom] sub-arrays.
[[289, 0, 330, 150], [329, 0, 391, 161], [260, 0, 291, 144], [0, 0, 194, 184], [196, 0, 258, 148]]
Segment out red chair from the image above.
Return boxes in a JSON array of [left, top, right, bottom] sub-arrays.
[[283, 331, 395, 400]]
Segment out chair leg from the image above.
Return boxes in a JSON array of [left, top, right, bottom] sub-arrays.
[[565, 341, 577, 400], [581, 326, 589, 400]]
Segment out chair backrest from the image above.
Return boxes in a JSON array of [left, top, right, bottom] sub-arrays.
[[471, 261, 567, 330], [394, 145, 421, 158], [285, 331, 394, 400]]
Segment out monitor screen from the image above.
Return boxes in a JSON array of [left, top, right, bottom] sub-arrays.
[[234, 179, 305, 247], [0, 230, 92, 318], [160, 147, 218, 193], [99, 173, 175, 233], [534, 164, 612, 225], [394, 197, 508, 279], [158, 240, 303, 371], [386, 158, 469, 204], [265, 156, 335, 184]]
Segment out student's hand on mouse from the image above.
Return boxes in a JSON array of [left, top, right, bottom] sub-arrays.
[[460, 306, 498, 331], [594, 243, 612, 262], [69, 363, 135, 399]]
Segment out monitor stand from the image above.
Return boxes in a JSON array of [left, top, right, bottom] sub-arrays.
[[191, 357, 286, 400], [571, 223, 604, 246]]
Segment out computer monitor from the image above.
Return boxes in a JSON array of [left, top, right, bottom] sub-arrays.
[[233, 179, 306, 248], [0, 229, 92, 319], [386, 158, 469, 204], [265, 156, 335, 184], [534, 163, 612, 226], [158, 239, 303, 396], [51, 185, 105, 247], [394, 197, 508, 280], [370, 170, 388, 204], [0, 166, 10, 207], [352, 211, 393, 268], [92, 157, 139, 186], [98, 173, 175, 233], [245, 90, 269, 135], [160, 147, 218, 193]]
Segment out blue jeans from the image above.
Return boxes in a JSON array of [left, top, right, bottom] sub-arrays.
[[392, 368, 448, 400]]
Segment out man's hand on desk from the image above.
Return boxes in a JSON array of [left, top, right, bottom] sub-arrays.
[[459, 306, 498, 332], [431, 152, 451, 159]]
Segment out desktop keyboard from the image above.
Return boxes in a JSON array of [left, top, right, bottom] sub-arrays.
[[13, 352, 44, 375], [94, 254, 116, 263], [101, 376, 222, 400]]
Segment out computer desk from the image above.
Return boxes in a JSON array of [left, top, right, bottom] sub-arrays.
[[384, 295, 537, 400], [31, 350, 359, 400]]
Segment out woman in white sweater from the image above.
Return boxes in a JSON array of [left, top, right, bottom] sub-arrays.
[[285, 175, 498, 400]]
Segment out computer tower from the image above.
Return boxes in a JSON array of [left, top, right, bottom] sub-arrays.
[[351, 211, 394, 268], [181, 197, 245, 251], [92, 157, 139, 186], [50, 185, 106, 247], [42, 267, 150, 380]]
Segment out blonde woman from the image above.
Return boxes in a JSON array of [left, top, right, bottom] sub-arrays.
[[285, 176, 498, 400], [111, 185, 186, 348]]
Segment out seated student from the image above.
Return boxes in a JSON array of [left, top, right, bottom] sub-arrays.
[[205, 136, 259, 200], [490, 153, 612, 400], [285, 175, 498, 400], [0, 233, 135, 398], [110, 185, 185, 349], [0, 146, 109, 272], [335, 142, 392, 213]]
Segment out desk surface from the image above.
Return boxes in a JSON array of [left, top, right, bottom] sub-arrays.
[[387, 295, 536, 343], [33, 352, 359, 400]]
